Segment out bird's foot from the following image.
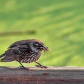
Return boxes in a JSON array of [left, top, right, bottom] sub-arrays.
[[20, 66, 30, 72], [35, 65, 48, 68]]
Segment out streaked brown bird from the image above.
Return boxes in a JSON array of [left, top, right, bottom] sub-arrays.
[[0, 39, 49, 71]]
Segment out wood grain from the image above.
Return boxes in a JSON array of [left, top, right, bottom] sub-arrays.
[[0, 67, 84, 84]]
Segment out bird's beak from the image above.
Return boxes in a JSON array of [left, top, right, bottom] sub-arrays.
[[43, 45, 49, 51]]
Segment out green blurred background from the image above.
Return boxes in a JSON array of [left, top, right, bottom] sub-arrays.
[[0, 0, 84, 67]]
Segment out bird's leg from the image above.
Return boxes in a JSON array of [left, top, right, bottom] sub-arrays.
[[35, 62, 47, 68], [19, 62, 30, 72]]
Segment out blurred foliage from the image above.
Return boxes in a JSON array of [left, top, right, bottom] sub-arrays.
[[0, 0, 84, 67]]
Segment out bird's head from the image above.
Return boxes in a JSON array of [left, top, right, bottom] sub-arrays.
[[31, 39, 49, 52]]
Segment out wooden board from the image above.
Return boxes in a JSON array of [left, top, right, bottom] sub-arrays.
[[0, 66, 84, 84]]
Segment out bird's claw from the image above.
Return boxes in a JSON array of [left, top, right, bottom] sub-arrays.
[[35, 65, 48, 68]]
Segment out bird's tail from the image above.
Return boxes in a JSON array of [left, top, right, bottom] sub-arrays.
[[0, 53, 5, 58]]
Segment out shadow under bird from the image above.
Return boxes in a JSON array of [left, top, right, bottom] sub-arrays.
[[0, 39, 49, 71]]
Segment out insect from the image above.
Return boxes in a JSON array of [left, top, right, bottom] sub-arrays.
[[0, 39, 49, 71]]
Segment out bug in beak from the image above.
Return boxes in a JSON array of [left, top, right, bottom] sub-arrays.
[[43, 45, 49, 52]]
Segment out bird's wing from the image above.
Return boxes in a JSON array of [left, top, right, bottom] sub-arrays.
[[8, 40, 31, 48], [12, 46, 31, 56], [1, 47, 31, 62], [1, 49, 16, 62], [8, 40, 38, 53]]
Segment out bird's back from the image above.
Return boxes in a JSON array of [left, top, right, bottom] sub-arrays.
[[9, 39, 44, 49]]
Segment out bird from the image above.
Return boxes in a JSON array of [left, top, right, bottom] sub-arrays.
[[0, 39, 49, 71]]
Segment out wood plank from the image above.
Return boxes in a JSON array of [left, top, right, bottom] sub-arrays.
[[0, 67, 84, 84]]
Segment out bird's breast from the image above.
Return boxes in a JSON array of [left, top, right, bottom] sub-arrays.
[[20, 50, 42, 63]]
